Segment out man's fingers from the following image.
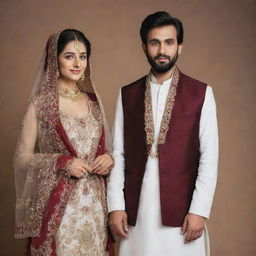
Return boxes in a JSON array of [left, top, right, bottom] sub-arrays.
[[181, 216, 188, 234], [109, 222, 117, 236], [114, 222, 128, 238], [185, 230, 203, 243], [185, 230, 192, 243], [123, 217, 128, 232]]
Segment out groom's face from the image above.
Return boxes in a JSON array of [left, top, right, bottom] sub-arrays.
[[143, 25, 183, 73]]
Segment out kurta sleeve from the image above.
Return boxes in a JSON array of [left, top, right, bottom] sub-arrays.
[[189, 86, 219, 218], [107, 90, 126, 212]]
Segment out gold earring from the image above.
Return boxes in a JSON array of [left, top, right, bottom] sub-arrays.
[[56, 70, 60, 78], [80, 73, 85, 81]]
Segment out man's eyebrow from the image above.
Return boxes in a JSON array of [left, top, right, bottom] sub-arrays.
[[148, 39, 160, 42]]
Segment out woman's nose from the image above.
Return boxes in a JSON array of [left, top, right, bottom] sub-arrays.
[[73, 56, 80, 67]]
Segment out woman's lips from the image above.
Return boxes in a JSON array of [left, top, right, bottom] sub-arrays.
[[70, 70, 81, 74]]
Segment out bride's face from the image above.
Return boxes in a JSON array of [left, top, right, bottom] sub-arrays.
[[57, 40, 87, 82]]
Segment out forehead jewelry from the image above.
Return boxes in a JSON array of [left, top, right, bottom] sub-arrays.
[[73, 36, 81, 54]]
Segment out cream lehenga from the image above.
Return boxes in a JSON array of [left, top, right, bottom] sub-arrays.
[[14, 31, 113, 256]]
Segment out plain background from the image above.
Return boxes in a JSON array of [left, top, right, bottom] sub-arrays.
[[0, 0, 255, 255]]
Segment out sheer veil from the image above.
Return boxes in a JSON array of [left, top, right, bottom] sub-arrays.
[[14, 31, 111, 238]]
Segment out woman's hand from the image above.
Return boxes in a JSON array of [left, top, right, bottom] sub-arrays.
[[68, 158, 92, 178], [91, 154, 114, 176]]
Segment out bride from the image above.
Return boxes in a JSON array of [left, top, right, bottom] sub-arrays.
[[14, 29, 114, 256]]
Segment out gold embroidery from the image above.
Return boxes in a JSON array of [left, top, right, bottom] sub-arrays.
[[15, 31, 109, 255], [55, 100, 107, 255], [144, 65, 180, 154]]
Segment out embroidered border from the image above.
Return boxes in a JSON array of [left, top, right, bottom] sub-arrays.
[[158, 66, 179, 144], [144, 65, 180, 151]]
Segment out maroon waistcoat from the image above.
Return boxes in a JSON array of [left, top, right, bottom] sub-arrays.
[[121, 71, 207, 227]]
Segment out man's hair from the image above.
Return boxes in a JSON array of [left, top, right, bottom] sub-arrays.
[[140, 11, 184, 45]]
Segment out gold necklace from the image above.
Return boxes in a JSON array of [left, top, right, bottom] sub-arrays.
[[58, 86, 82, 101]]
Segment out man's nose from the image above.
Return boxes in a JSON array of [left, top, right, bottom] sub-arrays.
[[159, 43, 166, 55]]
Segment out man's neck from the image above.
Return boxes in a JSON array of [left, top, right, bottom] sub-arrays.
[[152, 67, 174, 85]]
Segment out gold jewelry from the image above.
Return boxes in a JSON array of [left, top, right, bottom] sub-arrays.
[[58, 86, 82, 101], [80, 73, 85, 81], [74, 36, 81, 53]]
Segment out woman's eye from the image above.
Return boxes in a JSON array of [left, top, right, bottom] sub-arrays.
[[65, 55, 73, 60], [80, 55, 87, 60]]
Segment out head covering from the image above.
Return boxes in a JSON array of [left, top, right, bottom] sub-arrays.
[[14, 30, 111, 239], [30, 31, 111, 150]]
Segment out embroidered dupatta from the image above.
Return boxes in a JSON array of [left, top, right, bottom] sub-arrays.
[[14, 31, 112, 255]]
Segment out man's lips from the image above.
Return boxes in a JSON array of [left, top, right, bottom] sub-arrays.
[[70, 70, 81, 74], [156, 57, 169, 62]]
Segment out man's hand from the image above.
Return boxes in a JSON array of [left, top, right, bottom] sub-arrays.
[[181, 213, 205, 243], [109, 210, 128, 238]]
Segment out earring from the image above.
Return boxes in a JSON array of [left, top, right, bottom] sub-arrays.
[[80, 73, 85, 81], [56, 70, 60, 78]]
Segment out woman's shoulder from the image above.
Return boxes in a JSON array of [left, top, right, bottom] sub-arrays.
[[31, 86, 56, 106]]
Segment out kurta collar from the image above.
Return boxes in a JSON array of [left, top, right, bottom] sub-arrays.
[[149, 72, 173, 87]]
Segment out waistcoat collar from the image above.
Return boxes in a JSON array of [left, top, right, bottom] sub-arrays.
[[144, 65, 180, 155]]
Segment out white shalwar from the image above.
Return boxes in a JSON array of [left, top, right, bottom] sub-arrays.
[[108, 74, 218, 256]]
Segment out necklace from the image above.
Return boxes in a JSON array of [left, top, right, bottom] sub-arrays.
[[58, 86, 82, 101]]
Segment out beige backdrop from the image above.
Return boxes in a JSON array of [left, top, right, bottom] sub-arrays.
[[0, 0, 255, 255]]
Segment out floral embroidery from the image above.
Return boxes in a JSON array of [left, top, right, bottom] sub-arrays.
[[14, 30, 110, 255], [55, 101, 107, 255], [144, 65, 180, 153]]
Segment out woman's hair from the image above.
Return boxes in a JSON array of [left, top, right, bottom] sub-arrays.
[[140, 11, 184, 45], [57, 29, 91, 57]]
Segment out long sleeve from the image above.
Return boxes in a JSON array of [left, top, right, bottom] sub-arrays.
[[14, 102, 72, 238], [189, 86, 219, 218], [107, 90, 126, 212], [14, 103, 72, 174]]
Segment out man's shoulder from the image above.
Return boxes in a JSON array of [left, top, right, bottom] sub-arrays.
[[180, 72, 208, 88], [121, 75, 147, 91]]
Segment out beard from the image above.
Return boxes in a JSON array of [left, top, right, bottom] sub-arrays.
[[146, 49, 179, 74]]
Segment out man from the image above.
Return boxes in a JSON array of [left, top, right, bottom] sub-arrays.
[[107, 11, 218, 256]]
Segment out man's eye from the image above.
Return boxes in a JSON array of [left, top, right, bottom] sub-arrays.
[[151, 41, 158, 46], [166, 40, 174, 45]]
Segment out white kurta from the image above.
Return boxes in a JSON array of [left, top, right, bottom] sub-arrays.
[[108, 74, 218, 256]]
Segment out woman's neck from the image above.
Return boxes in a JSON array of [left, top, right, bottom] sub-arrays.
[[58, 77, 77, 90]]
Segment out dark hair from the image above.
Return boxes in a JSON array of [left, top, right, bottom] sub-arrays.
[[140, 11, 184, 45], [57, 29, 91, 57]]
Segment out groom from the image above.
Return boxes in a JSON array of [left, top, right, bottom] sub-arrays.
[[107, 11, 218, 255]]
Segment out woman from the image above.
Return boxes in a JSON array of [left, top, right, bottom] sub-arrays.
[[14, 29, 114, 255]]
